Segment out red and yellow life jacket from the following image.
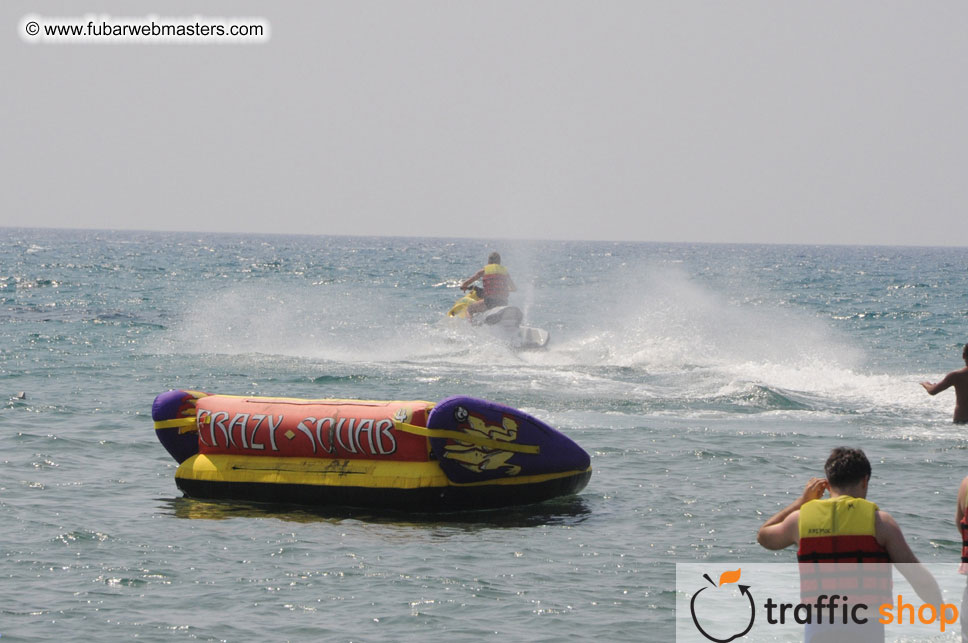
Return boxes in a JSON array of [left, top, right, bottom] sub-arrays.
[[797, 496, 891, 604], [959, 497, 968, 573], [482, 264, 510, 301]]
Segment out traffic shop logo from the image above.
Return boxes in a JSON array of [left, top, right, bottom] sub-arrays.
[[689, 569, 755, 642]]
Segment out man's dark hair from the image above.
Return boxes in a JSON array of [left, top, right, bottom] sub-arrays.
[[824, 447, 872, 487], [962, 343, 968, 362], [488, 252, 501, 264]]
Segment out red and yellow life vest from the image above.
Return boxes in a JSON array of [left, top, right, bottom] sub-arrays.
[[482, 264, 510, 301], [797, 496, 891, 604], [959, 498, 968, 573]]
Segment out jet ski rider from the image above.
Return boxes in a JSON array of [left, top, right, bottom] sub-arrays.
[[460, 252, 517, 318]]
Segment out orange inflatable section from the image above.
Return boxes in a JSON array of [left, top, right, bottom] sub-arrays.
[[195, 396, 434, 462]]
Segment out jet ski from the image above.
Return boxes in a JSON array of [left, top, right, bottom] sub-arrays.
[[447, 287, 483, 319], [448, 288, 550, 350]]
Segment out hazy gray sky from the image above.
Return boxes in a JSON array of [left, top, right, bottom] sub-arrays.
[[4, 1, 967, 245]]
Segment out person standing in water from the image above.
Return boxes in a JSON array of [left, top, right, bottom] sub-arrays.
[[460, 252, 516, 317], [954, 474, 968, 640], [921, 343, 968, 423], [757, 447, 942, 642]]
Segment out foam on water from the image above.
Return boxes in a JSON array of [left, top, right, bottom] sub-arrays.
[[154, 259, 953, 427], [157, 282, 446, 362], [521, 264, 941, 421]]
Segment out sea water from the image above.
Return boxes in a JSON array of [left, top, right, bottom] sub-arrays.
[[1, 228, 967, 641]]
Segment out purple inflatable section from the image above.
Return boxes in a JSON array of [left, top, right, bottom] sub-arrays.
[[426, 396, 590, 484], [152, 389, 190, 421], [152, 390, 201, 464]]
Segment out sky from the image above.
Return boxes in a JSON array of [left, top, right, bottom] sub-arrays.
[[3, 1, 967, 246]]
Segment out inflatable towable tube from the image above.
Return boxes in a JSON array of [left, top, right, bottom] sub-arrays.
[[152, 390, 592, 511]]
